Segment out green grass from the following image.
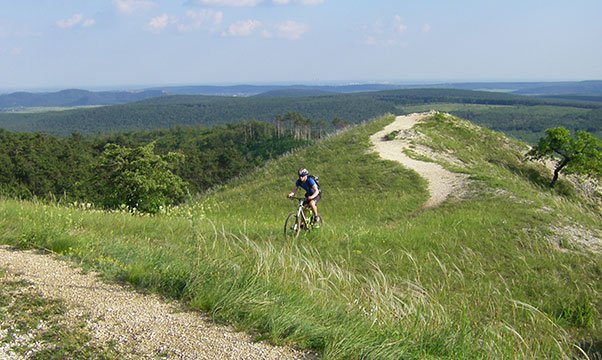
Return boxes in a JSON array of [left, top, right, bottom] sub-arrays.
[[0, 113, 600, 359], [399, 103, 598, 143]]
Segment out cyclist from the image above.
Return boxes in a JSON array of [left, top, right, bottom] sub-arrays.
[[288, 167, 321, 227]]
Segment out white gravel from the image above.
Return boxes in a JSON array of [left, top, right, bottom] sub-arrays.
[[0, 246, 315, 359], [370, 112, 468, 208]]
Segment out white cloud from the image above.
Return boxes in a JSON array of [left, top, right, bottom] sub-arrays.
[[148, 10, 223, 33], [82, 19, 96, 27], [422, 23, 431, 33], [56, 14, 96, 29], [223, 19, 262, 36], [192, 0, 262, 7], [363, 15, 412, 47], [113, 0, 156, 14], [274, 20, 307, 39], [394, 15, 407, 33], [178, 10, 224, 32], [148, 14, 172, 31]]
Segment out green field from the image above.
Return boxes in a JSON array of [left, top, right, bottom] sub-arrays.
[[0, 113, 600, 358]]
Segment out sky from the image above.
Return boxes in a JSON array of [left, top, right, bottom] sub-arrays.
[[1, 0, 601, 91]]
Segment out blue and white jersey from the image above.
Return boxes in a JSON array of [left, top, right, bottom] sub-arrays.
[[296, 176, 318, 197]]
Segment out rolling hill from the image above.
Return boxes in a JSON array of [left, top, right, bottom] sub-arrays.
[[1, 88, 601, 139], [3, 80, 601, 110], [0, 89, 166, 110], [0, 112, 599, 358]]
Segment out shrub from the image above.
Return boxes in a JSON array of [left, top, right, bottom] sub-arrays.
[[89, 142, 188, 213]]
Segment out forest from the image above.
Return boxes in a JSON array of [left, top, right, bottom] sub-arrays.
[[0, 120, 311, 205], [1, 89, 601, 139]]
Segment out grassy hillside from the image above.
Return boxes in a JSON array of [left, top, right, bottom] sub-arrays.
[[0, 113, 600, 358], [400, 103, 601, 143]]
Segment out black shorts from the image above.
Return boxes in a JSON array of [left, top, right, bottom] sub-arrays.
[[304, 194, 321, 205]]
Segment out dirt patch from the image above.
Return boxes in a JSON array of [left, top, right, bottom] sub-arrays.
[[548, 225, 602, 255], [0, 246, 313, 359], [370, 112, 469, 208]]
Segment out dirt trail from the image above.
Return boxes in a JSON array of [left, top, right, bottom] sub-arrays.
[[0, 246, 312, 359], [370, 112, 467, 208]]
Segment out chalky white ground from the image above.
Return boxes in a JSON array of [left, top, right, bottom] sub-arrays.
[[0, 246, 312, 359], [370, 112, 468, 208]]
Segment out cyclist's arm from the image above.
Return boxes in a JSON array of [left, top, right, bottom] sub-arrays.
[[308, 184, 320, 200], [288, 185, 298, 198]]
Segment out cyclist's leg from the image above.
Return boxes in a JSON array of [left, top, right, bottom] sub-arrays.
[[308, 195, 320, 222]]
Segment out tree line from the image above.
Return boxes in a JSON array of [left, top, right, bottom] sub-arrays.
[[0, 119, 314, 212]]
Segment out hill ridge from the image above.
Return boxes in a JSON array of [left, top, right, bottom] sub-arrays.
[[370, 112, 469, 208]]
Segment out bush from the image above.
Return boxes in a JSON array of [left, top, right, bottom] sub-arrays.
[[89, 142, 188, 213]]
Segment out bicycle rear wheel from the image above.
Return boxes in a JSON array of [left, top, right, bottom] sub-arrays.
[[284, 212, 301, 238]]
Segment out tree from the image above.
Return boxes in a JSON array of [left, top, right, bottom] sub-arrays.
[[527, 127, 602, 187], [332, 117, 350, 130], [91, 142, 188, 213]]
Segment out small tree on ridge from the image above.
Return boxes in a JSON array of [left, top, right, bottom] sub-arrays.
[[527, 127, 602, 187]]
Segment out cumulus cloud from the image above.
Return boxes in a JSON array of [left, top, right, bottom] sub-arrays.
[[147, 10, 223, 33], [178, 10, 224, 32], [363, 15, 413, 47], [223, 19, 262, 36], [56, 14, 96, 29], [113, 0, 156, 14], [258, 20, 309, 39], [148, 14, 173, 31], [274, 20, 307, 39]]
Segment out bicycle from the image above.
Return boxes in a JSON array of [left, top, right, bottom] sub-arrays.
[[284, 197, 317, 238]]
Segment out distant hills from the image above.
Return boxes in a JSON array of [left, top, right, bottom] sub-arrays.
[[0, 89, 166, 110], [148, 80, 602, 97], [2, 81, 602, 110], [1, 88, 601, 139]]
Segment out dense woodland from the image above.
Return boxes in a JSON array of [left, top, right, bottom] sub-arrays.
[[2, 89, 601, 139], [0, 121, 310, 204]]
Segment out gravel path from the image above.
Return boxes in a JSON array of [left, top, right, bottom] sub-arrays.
[[0, 246, 313, 359], [370, 112, 468, 208]]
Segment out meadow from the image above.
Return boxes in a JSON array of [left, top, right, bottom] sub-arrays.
[[0, 113, 600, 358]]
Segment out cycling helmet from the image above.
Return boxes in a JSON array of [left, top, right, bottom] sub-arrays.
[[298, 168, 309, 177]]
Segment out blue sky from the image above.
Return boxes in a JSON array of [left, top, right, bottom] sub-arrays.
[[1, 0, 601, 90]]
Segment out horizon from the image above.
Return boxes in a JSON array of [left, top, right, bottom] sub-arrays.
[[1, 1, 601, 91], [2, 78, 602, 94]]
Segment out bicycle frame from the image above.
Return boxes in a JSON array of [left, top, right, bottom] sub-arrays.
[[284, 197, 314, 238]]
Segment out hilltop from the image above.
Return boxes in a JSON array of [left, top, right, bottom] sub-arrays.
[[0, 112, 600, 358]]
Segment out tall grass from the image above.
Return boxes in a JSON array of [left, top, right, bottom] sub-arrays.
[[0, 113, 600, 358]]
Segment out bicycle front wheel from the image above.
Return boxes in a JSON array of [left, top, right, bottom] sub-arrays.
[[284, 212, 301, 238]]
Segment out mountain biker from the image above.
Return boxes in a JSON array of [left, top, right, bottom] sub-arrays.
[[288, 167, 321, 227]]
